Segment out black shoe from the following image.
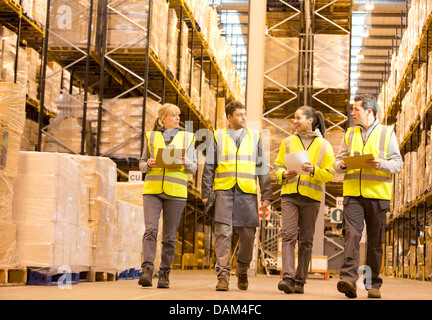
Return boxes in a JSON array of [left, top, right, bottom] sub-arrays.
[[294, 282, 304, 294], [157, 272, 170, 288], [278, 278, 295, 294], [337, 280, 357, 298], [138, 266, 153, 287], [236, 271, 248, 290]]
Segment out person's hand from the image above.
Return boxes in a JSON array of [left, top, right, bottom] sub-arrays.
[[339, 160, 347, 169], [202, 198, 208, 205], [366, 157, 381, 170], [261, 200, 271, 208], [302, 161, 314, 173], [177, 157, 192, 166], [282, 170, 298, 180], [147, 158, 156, 168]]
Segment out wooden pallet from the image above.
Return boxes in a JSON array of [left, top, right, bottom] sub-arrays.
[[307, 272, 330, 280], [0, 267, 27, 286], [88, 267, 117, 282]]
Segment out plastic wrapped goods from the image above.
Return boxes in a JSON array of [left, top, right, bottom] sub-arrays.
[[0, 83, 26, 233]]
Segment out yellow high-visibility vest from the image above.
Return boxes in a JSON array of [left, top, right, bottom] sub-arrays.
[[214, 128, 260, 194], [343, 124, 393, 200], [274, 134, 335, 202], [143, 130, 194, 198]]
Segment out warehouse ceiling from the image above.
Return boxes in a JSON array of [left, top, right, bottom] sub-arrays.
[[217, 0, 410, 102], [351, 0, 408, 100]]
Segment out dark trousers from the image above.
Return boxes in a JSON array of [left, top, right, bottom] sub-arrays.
[[280, 194, 320, 284], [141, 194, 186, 274], [340, 196, 389, 289]]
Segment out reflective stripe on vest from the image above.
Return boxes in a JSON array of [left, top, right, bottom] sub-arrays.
[[214, 128, 259, 194], [343, 124, 393, 200], [143, 130, 193, 198], [281, 134, 328, 201]]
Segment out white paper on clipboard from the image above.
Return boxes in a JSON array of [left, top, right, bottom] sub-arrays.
[[284, 150, 309, 175]]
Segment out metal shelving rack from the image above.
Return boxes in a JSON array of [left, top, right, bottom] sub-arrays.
[[381, 10, 432, 281], [1, 0, 243, 270]]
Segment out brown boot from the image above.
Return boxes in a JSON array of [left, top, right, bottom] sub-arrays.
[[236, 271, 248, 290], [367, 288, 381, 298], [337, 280, 357, 298], [216, 278, 229, 291]]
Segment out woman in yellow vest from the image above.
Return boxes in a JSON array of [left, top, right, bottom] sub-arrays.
[[274, 105, 335, 294], [138, 103, 196, 289]]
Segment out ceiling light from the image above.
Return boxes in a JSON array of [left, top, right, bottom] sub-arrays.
[[357, 54, 364, 59], [361, 29, 369, 38]]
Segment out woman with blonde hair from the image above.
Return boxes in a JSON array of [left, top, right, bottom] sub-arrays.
[[274, 105, 335, 294], [138, 103, 197, 288]]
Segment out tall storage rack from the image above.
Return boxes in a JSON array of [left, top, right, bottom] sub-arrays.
[[262, 0, 351, 272], [380, 5, 432, 281], [2, 0, 244, 270]]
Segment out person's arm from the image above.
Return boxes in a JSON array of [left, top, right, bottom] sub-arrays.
[[334, 135, 349, 174], [309, 141, 335, 183], [139, 135, 153, 173], [201, 135, 217, 203], [376, 132, 403, 174], [182, 134, 198, 174], [256, 135, 273, 203]]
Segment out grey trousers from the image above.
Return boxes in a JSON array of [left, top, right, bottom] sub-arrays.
[[141, 194, 186, 274], [340, 196, 388, 289], [214, 222, 256, 279], [280, 194, 320, 284]]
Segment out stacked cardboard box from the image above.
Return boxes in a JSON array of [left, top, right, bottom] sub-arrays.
[[116, 200, 144, 272], [48, 0, 90, 48], [26, 47, 40, 102], [12, 152, 92, 271], [21, 118, 39, 151], [166, 8, 179, 76], [43, 117, 83, 154], [116, 182, 144, 207], [0, 83, 26, 267], [99, 97, 160, 159], [105, 0, 148, 49], [66, 155, 119, 274]]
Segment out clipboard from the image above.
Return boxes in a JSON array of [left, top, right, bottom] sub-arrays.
[[154, 147, 186, 169], [343, 153, 374, 170]]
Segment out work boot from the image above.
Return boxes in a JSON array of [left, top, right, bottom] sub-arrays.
[[138, 265, 153, 287], [236, 271, 248, 290], [294, 282, 304, 294], [367, 288, 381, 298], [278, 278, 295, 294], [337, 280, 357, 298], [216, 278, 229, 291], [157, 272, 170, 289]]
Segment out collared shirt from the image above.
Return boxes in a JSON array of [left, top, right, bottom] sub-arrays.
[[334, 118, 403, 174]]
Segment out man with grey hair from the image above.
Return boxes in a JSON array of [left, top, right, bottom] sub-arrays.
[[334, 94, 402, 299]]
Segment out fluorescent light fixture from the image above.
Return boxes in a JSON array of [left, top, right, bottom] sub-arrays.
[[357, 54, 364, 60], [361, 29, 369, 38]]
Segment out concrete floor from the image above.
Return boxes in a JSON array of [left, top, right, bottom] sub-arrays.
[[1, 269, 431, 300]]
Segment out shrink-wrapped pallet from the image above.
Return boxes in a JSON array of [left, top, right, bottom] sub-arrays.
[[26, 47, 40, 102], [66, 155, 119, 273], [117, 201, 144, 272], [12, 152, 91, 271], [99, 97, 160, 159], [116, 181, 144, 207], [48, 0, 90, 48], [105, 0, 148, 48], [0, 26, 17, 83], [0, 83, 26, 266], [166, 8, 179, 76]]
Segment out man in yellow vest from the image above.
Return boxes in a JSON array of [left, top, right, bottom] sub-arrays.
[[201, 101, 273, 291], [334, 95, 402, 299]]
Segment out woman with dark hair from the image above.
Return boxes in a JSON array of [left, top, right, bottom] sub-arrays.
[[274, 105, 335, 294]]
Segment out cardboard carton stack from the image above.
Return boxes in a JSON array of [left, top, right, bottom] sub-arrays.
[[116, 200, 144, 272], [66, 155, 119, 275], [0, 83, 26, 267], [12, 152, 92, 272], [99, 97, 160, 159]]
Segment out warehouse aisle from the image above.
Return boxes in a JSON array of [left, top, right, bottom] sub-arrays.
[[1, 269, 431, 300]]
